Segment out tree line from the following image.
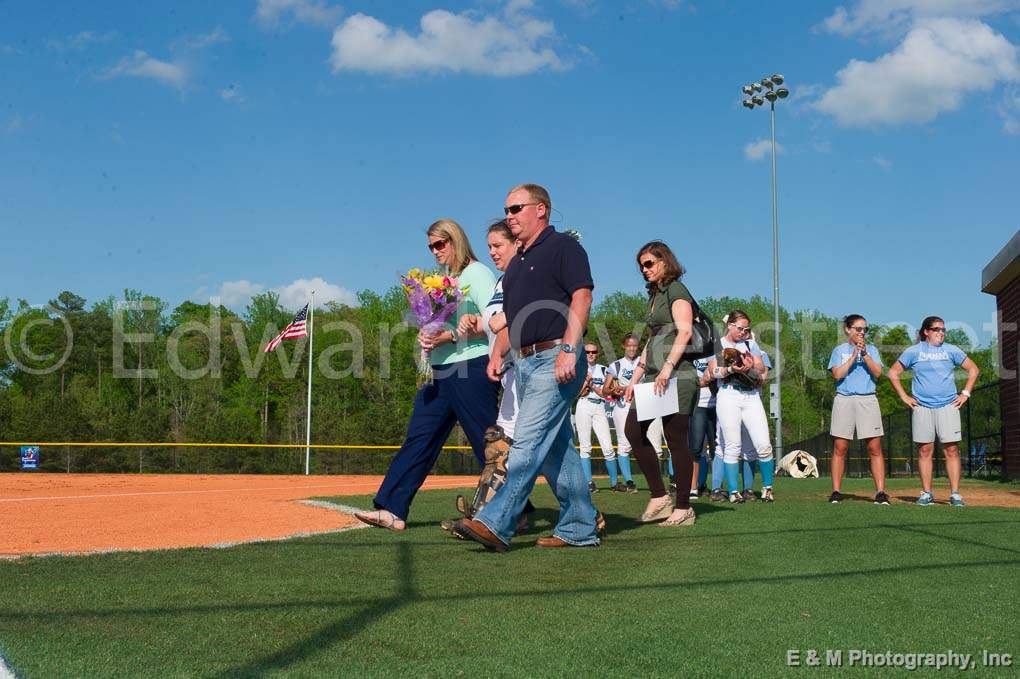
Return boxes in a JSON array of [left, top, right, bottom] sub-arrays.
[[0, 289, 999, 473]]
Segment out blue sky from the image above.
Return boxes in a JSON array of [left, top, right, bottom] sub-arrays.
[[1, 0, 1018, 346]]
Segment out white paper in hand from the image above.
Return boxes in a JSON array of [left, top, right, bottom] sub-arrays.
[[632, 378, 679, 421]]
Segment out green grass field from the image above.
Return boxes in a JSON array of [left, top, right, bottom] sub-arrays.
[[1, 477, 1018, 678]]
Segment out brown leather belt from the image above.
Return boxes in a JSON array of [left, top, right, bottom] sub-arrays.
[[517, 339, 564, 358]]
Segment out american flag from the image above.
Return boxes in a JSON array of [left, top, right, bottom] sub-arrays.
[[263, 304, 309, 353]]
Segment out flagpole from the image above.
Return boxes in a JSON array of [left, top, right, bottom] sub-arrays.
[[304, 291, 314, 475]]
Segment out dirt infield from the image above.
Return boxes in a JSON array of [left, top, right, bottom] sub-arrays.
[[2, 475, 1017, 559], [0, 474, 478, 558], [895, 484, 1020, 508]]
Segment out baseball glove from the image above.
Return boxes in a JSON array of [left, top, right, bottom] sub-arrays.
[[578, 374, 592, 398], [601, 374, 620, 399], [721, 348, 760, 390], [455, 425, 511, 519]]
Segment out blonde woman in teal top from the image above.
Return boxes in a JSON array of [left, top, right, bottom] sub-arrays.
[[356, 219, 499, 531]]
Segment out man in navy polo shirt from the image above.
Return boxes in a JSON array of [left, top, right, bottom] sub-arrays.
[[454, 183, 601, 550]]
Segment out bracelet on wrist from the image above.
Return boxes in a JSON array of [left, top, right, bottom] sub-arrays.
[[450, 329, 459, 343], [961, 389, 971, 397]]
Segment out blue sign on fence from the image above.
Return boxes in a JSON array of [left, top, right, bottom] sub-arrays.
[[20, 446, 39, 470]]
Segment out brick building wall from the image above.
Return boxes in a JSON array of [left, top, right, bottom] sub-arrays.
[[997, 275, 1019, 478]]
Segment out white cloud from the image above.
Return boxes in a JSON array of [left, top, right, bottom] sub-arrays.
[[744, 138, 783, 161], [815, 18, 1020, 126], [47, 30, 118, 51], [209, 277, 356, 309], [819, 0, 1020, 37], [100, 50, 189, 89], [212, 280, 265, 307], [330, 5, 569, 76], [274, 277, 357, 308], [256, 0, 344, 28], [873, 155, 892, 168]]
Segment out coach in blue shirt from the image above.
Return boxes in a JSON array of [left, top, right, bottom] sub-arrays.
[[888, 315, 979, 507], [453, 183, 601, 550], [826, 314, 889, 505]]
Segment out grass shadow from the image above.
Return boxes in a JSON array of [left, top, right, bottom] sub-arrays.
[[213, 541, 417, 679]]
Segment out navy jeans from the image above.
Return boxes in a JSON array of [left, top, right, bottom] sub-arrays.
[[689, 405, 717, 460], [373, 355, 499, 520]]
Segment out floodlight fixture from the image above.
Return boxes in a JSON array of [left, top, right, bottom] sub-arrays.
[[776, 86, 789, 99], [765, 90, 778, 102], [771, 74, 784, 85], [742, 85, 754, 96], [761, 77, 774, 89], [752, 94, 764, 106], [743, 99, 755, 109]]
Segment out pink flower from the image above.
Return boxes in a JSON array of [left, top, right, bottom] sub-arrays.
[[430, 288, 444, 302], [443, 276, 453, 288]]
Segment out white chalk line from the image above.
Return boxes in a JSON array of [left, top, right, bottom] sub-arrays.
[[0, 478, 475, 503]]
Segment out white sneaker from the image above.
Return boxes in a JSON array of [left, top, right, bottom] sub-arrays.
[[760, 487, 774, 503]]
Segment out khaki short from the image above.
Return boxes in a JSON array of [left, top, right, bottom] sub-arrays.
[[830, 394, 884, 440], [911, 404, 962, 444]]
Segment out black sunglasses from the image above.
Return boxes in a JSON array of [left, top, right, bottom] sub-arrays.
[[427, 238, 448, 252], [503, 202, 539, 216], [640, 259, 657, 270], [850, 326, 869, 333], [928, 326, 946, 333], [585, 349, 598, 354]]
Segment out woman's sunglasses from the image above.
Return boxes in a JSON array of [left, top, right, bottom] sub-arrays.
[[640, 259, 657, 270], [427, 239, 448, 253]]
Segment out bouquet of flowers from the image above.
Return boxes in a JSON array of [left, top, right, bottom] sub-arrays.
[[400, 268, 468, 386]]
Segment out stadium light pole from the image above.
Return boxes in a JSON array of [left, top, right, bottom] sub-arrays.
[[741, 74, 789, 462]]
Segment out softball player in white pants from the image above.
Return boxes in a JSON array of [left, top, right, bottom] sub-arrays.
[[708, 312, 775, 503], [576, 346, 616, 491]]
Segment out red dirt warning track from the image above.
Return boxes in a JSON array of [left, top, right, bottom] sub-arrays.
[[0, 474, 477, 558]]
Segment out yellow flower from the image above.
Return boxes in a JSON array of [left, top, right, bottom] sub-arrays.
[[423, 274, 445, 291], [407, 268, 423, 281]]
